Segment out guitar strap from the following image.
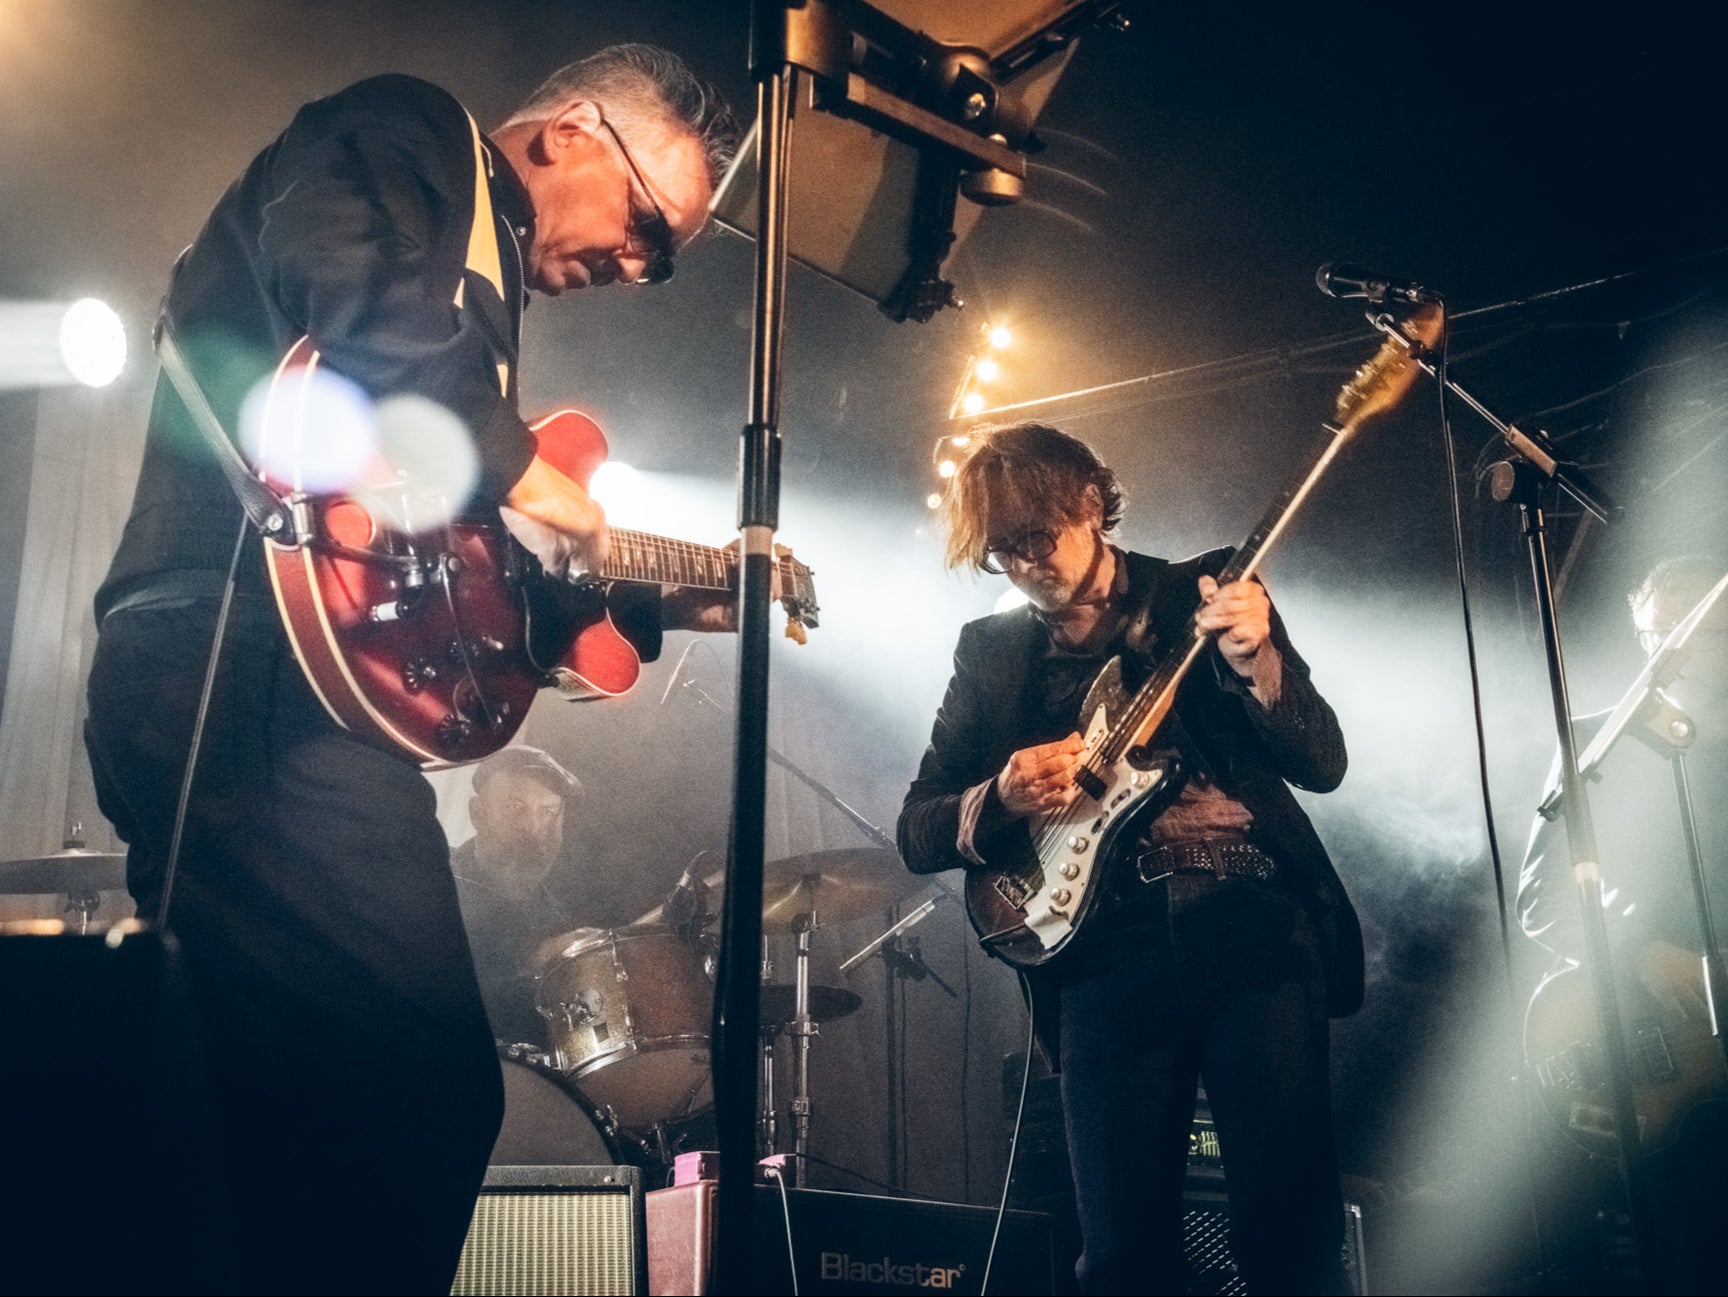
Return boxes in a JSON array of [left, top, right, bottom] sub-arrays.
[[152, 298, 290, 539], [457, 109, 511, 398]]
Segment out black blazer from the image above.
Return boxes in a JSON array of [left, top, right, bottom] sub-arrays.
[[898, 548, 1365, 1027]]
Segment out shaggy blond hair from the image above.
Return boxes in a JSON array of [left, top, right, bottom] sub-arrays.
[[939, 422, 1124, 571]]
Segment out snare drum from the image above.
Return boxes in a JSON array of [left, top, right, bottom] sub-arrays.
[[535, 925, 713, 1132]]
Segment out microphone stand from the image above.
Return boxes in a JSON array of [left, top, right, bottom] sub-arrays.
[[1534, 574, 1728, 1065], [1364, 310, 1653, 1281]]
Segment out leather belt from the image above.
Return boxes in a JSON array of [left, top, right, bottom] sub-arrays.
[[1133, 836, 1277, 885]]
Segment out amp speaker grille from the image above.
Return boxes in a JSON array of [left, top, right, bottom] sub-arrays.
[[451, 1166, 645, 1296]]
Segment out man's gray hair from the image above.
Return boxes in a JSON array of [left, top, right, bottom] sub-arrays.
[[505, 44, 741, 188]]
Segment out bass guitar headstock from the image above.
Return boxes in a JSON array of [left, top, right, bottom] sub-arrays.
[[1333, 303, 1445, 437]]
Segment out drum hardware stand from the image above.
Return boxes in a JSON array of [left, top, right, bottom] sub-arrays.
[[1368, 307, 1652, 1282], [1534, 569, 1728, 1063], [842, 890, 958, 1187], [788, 908, 817, 1186]]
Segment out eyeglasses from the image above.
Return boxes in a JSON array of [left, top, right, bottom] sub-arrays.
[[598, 117, 677, 285], [982, 528, 1058, 574]]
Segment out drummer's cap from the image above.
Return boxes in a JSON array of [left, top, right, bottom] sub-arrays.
[[471, 745, 584, 802]]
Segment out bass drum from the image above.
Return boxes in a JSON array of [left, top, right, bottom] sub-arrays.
[[536, 925, 713, 1132], [489, 1054, 618, 1167]]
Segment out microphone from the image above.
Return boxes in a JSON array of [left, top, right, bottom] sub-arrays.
[[663, 851, 712, 932], [658, 639, 700, 706], [1315, 262, 1442, 305]]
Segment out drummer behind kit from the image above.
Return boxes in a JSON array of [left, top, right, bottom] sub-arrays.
[[490, 848, 914, 1177]]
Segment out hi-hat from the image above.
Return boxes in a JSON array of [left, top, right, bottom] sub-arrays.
[[759, 983, 863, 1031], [0, 849, 127, 895]]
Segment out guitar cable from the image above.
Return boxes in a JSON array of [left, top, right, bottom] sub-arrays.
[[981, 970, 1037, 1296], [153, 516, 250, 929]]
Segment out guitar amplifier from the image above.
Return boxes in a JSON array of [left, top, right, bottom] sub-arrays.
[[646, 1182, 1055, 1295], [452, 1165, 647, 1296]]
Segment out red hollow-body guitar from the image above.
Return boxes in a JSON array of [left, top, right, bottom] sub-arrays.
[[257, 338, 819, 769]]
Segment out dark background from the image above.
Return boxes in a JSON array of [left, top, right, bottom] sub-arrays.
[[2, 2, 1725, 1290]]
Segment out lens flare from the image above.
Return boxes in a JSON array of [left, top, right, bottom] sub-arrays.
[[240, 366, 378, 494], [370, 394, 479, 531]]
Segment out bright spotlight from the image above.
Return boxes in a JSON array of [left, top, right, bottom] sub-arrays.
[[986, 325, 1011, 350], [589, 460, 644, 510], [0, 298, 127, 390], [951, 434, 972, 448], [960, 392, 986, 415], [937, 458, 958, 479], [925, 492, 943, 510], [974, 357, 1001, 383]]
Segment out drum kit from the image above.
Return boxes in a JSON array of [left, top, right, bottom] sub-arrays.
[[0, 831, 129, 933], [504, 845, 917, 1181], [2, 834, 926, 1183]]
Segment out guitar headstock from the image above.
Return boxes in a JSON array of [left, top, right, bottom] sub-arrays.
[[776, 548, 820, 644], [1334, 303, 1445, 436]]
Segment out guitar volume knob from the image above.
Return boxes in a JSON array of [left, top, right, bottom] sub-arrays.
[[1051, 888, 1072, 906], [1060, 863, 1080, 880], [1067, 835, 1089, 852]]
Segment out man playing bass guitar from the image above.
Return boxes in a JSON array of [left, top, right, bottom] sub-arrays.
[[898, 422, 1361, 1295]]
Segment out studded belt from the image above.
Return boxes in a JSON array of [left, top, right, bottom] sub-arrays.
[[1132, 836, 1277, 885]]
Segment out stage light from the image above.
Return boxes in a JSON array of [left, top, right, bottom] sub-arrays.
[[951, 434, 972, 448], [0, 298, 126, 390], [960, 392, 985, 415], [589, 460, 646, 521], [925, 492, 942, 510], [974, 357, 1001, 383], [987, 325, 1012, 350]]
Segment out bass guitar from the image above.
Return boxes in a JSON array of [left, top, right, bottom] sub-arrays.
[[1525, 961, 1728, 1157], [966, 306, 1443, 968], [256, 338, 819, 768]]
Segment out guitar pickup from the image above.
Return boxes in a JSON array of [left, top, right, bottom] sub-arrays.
[[993, 874, 1032, 911]]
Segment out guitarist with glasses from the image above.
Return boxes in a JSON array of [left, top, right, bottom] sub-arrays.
[[83, 45, 740, 1295], [1517, 554, 1728, 1293], [898, 422, 1360, 1295]]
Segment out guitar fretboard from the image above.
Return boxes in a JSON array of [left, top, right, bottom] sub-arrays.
[[600, 529, 737, 591]]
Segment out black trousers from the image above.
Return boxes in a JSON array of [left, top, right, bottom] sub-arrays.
[[84, 593, 503, 1295], [1058, 872, 1349, 1296]]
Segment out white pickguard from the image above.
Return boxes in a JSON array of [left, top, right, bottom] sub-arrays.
[[1020, 702, 1175, 950]]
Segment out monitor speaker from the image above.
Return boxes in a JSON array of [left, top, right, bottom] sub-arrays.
[[451, 1165, 647, 1297]]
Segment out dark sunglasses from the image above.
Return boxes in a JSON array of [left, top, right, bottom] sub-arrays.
[[982, 528, 1058, 574], [599, 117, 676, 285]]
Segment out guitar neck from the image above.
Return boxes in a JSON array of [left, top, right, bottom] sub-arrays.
[[1104, 424, 1349, 761], [598, 529, 738, 592]]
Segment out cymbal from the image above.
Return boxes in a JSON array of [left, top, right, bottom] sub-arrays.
[[633, 848, 913, 929], [760, 848, 912, 930], [0, 849, 127, 896], [759, 983, 863, 1029]]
